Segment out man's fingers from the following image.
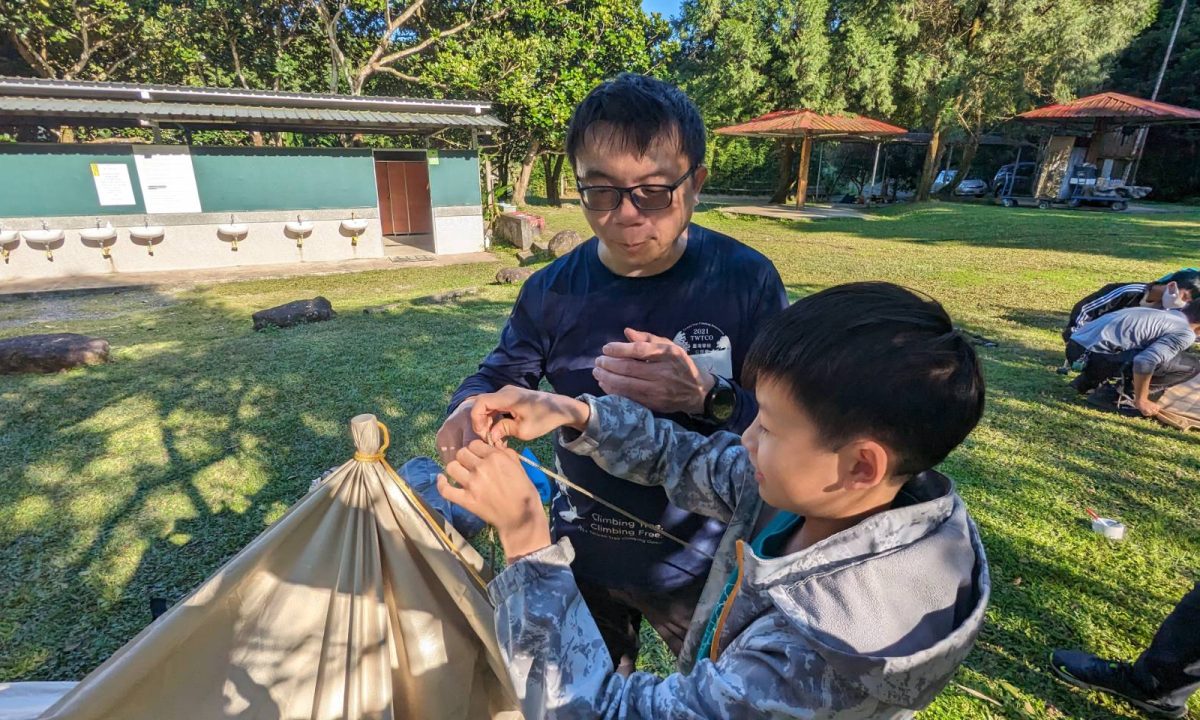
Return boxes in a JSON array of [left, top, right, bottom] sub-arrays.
[[601, 340, 673, 361], [594, 355, 662, 379], [467, 439, 497, 457], [625, 327, 672, 345], [455, 445, 485, 471], [594, 366, 659, 399], [489, 417, 521, 444]]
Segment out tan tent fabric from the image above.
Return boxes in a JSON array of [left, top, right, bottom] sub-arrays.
[[37, 414, 521, 720], [1157, 374, 1200, 431]]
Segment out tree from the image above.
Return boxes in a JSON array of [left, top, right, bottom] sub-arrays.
[[424, 0, 669, 206], [886, 0, 1157, 200], [0, 0, 148, 81], [674, 0, 901, 203]]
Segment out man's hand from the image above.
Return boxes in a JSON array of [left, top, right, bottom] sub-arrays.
[[594, 328, 714, 415], [1134, 397, 1162, 417], [471, 386, 590, 445], [435, 397, 481, 465], [437, 441, 551, 561]]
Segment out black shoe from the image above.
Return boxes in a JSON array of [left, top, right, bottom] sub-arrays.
[[1085, 383, 1120, 410], [1050, 650, 1187, 719], [1070, 374, 1099, 394]]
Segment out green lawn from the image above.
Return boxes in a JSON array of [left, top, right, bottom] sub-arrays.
[[2, 202, 1199, 718]]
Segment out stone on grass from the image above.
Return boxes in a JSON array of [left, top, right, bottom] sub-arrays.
[[252, 296, 336, 331], [416, 288, 479, 305], [493, 212, 544, 250], [548, 229, 584, 257], [517, 249, 548, 267], [0, 333, 110, 374], [495, 267, 535, 285]]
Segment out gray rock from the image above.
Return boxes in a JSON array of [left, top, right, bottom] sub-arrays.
[[548, 229, 584, 257], [416, 287, 479, 305], [252, 296, 336, 331], [493, 213, 543, 250], [517, 249, 548, 266], [495, 267, 535, 285], [0, 333, 110, 374]]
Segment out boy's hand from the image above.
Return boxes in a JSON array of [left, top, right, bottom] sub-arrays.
[[470, 386, 590, 445], [437, 440, 551, 561]]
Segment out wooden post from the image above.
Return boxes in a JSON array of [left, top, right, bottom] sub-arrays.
[[869, 141, 882, 199], [796, 133, 812, 209]]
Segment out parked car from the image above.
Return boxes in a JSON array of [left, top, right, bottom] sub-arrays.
[[992, 162, 1037, 197], [931, 169, 957, 194], [953, 177, 989, 197]]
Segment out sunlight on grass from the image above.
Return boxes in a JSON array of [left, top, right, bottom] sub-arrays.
[[1, 202, 1197, 718]]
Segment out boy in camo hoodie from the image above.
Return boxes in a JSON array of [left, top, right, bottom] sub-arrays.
[[440, 282, 991, 719]]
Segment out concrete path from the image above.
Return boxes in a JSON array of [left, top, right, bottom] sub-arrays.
[[0, 252, 498, 297]]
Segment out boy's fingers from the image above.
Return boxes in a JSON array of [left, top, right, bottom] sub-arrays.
[[437, 474, 470, 506], [443, 460, 472, 488], [467, 439, 497, 456]]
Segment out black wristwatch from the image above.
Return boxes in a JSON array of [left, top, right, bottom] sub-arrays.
[[700, 375, 736, 425]]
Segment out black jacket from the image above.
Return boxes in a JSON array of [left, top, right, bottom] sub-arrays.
[[1064, 282, 1148, 342]]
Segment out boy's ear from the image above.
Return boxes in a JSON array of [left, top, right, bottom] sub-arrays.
[[838, 439, 891, 491]]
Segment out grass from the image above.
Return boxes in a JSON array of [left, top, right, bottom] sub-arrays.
[[2, 201, 1199, 718]]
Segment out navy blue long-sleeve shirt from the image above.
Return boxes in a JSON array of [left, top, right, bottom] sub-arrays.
[[449, 223, 787, 591]]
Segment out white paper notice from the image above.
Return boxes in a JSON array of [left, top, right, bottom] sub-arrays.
[[133, 151, 202, 214], [91, 163, 136, 206]]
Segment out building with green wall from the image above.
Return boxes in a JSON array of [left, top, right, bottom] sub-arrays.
[[0, 78, 502, 282]]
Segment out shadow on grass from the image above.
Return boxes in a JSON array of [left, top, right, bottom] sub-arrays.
[[0, 290, 515, 683]]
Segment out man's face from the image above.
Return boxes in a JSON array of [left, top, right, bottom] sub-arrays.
[[572, 125, 707, 277]]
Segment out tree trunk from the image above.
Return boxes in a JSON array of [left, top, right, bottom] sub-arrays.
[[917, 117, 944, 201], [512, 139, 541, 207], [250, 131, 265, 147], [946, 133, 980, 196], [545, 154, 565, 206], [483, 154, 496, 210], [770, 140, 795, 204]]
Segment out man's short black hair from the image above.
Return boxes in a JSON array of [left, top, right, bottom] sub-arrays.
[[565, 73, 706, 170], [744, 282, 986, 476], [1163, 269, 1200, 296]]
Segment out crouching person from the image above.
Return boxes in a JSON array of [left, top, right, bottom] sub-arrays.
[[439, 282, 991, 719]]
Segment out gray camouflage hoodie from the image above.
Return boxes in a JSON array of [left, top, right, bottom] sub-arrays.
[[487, 394, 991, 719]]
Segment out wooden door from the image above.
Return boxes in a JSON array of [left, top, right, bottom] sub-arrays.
[[374, 162, 393, 235], [403, 161, 432, 235], [374, 159, 432, 236]]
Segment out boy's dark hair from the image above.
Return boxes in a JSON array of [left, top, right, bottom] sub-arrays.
[[1162, 269, 1200, 296], [565, 73, 706, 170], [744, 282, 985, 476], [1182, 298, 1200, 323]]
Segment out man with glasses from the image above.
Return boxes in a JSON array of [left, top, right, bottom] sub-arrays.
[[437, 73, 787, 673]]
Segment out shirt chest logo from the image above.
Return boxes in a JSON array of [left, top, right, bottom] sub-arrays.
[[673, 322, 733, 378]]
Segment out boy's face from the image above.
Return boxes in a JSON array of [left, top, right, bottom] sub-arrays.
[[742, 378, 895, 518], [572, 126, 707, 276]]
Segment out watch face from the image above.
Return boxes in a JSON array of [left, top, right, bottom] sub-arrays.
[[711, 385, 736, 422]]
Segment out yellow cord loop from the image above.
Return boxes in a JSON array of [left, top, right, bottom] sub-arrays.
[[354, 421, 391, 462]]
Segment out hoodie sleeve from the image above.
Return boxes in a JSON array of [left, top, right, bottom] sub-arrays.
[[1132, 328, 1195, 375], [489, 539, 866, 720], [557, 394, 757, 522]]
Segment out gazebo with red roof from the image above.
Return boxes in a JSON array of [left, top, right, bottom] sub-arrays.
[[1016, 91, 1200, 125], [715, 109, 907, 208]]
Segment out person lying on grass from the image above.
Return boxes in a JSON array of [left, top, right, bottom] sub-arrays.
[[438, 282, 992, 719]]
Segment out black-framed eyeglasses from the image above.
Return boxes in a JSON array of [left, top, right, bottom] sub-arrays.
[[575, 166, 698, 212]]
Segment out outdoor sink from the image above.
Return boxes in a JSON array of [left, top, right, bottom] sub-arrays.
[[79, 223, 117, 244], [218, 223, 250, 238], [128, 225, 165, 242], [22, 226, 65, 259], [340, 219, 369, 234], [218, 221, 249, 251], [129, 225, 165, 256], [284, 219, 315, 236], [0, 229, 17, 263], [22, 228, 64, 245]]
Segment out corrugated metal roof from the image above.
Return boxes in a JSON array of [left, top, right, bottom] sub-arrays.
[[715, 109, 906, 138], [1017, 92, 1200, 123], [0, 96, 506, 133], [0, 76, 491, 115]]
